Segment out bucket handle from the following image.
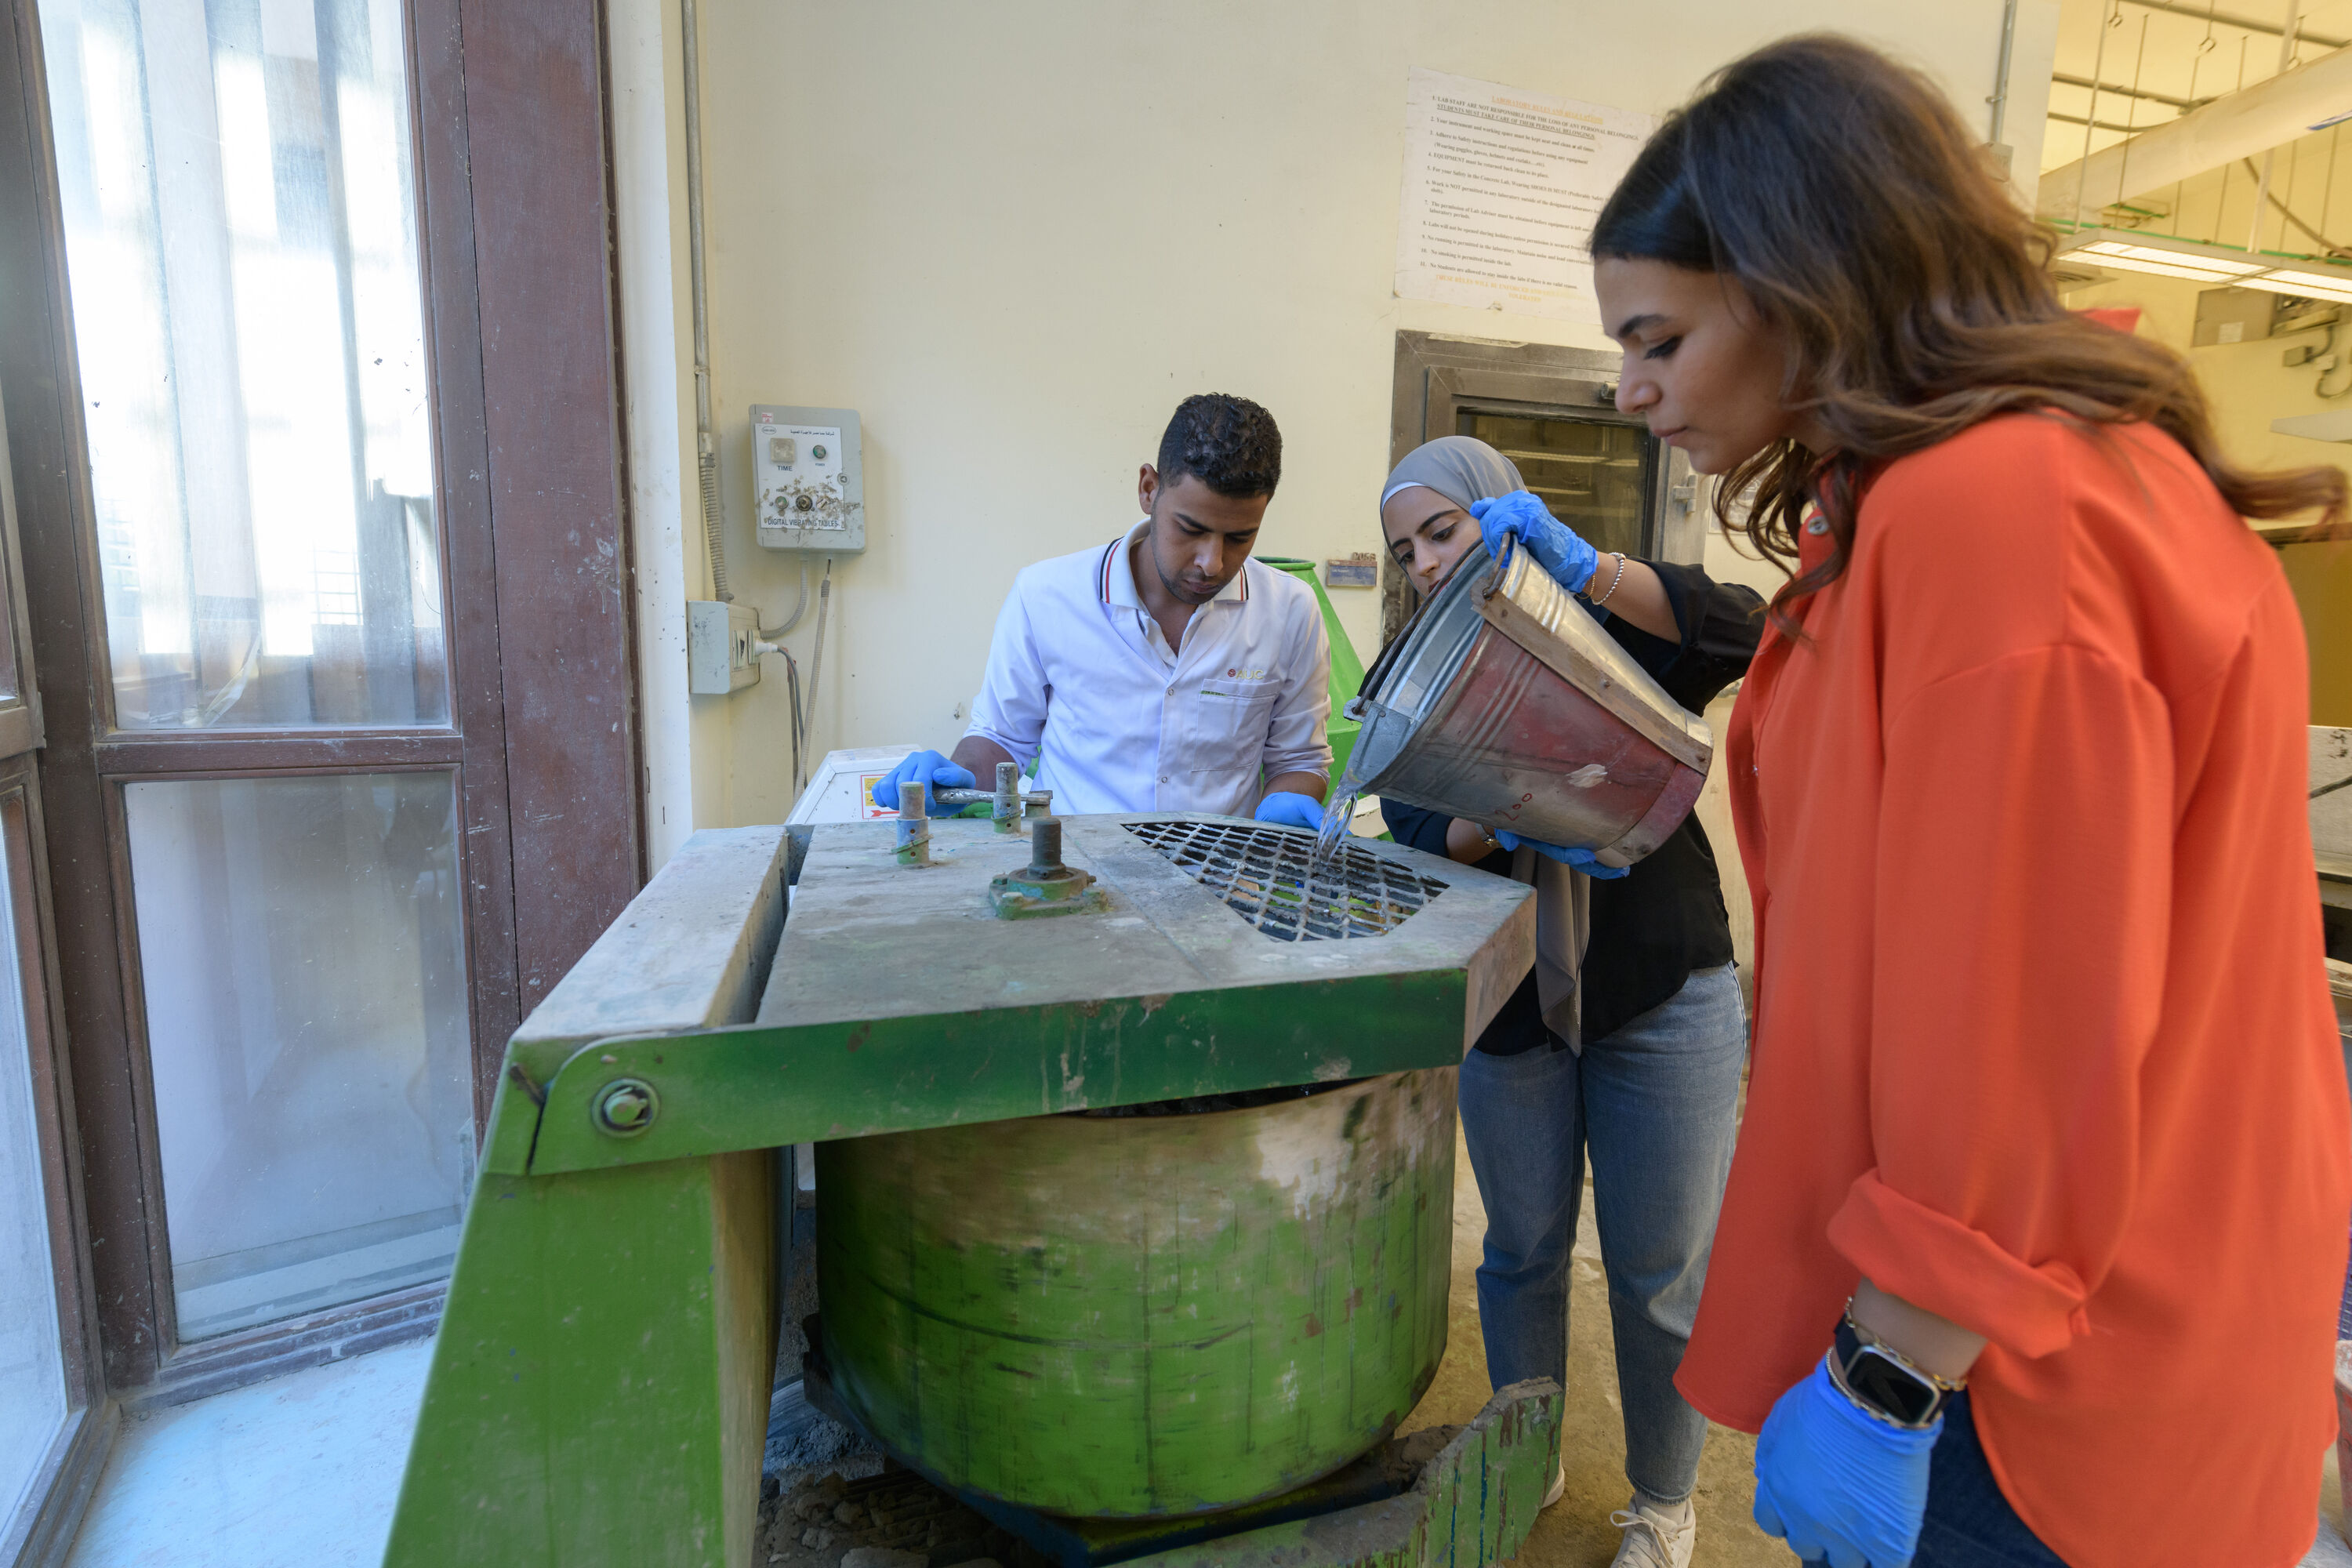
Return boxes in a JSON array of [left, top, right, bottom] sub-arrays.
[[1481, 532, 1519, 596]]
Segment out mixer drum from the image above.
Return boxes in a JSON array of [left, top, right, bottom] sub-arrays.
[[815, 1067, 1457, 1518]]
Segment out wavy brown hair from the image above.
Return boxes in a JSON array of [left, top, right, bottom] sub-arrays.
[[1590, 33, 2345, 632]]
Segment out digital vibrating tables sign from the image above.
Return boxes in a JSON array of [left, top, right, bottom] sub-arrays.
[[383, 810, 1544, 1568]]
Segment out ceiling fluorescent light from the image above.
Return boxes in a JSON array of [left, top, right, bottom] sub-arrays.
[[2057, 228, 2352, 302], [2081, 252, 2261, 282], [2244, 266, 2352, 302], [2083, 241, 2267, 277], [2057, 228, 2278, 284]]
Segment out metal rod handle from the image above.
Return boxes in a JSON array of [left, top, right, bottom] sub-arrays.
[[933, 787, 1051, 807]]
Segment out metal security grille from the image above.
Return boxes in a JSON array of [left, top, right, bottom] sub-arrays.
[[1125, 820, 1446, 942]]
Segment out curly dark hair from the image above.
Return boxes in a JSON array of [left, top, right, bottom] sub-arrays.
[[1157, 393, 1282, 498], [1591, 34, 2343, 635]]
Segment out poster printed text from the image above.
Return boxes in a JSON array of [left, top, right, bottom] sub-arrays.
[[1393, 69, 1654, 325]]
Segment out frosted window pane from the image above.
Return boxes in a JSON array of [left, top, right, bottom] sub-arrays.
[[38, 0, 447, 729], [0, 832, 67, 1521], [126, 775, 473, 1340]]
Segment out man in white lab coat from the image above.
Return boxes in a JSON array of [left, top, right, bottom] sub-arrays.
[[873, 394, 1333, 826]]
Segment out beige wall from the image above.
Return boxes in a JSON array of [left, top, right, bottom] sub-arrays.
[[2282, 541, 2352, 725], [616, 0, 2059, 843], [614, 0, 736, 864], [2061, 269, 2352, 724]]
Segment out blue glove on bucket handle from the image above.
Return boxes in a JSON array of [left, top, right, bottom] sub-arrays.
[[1751, 1358, 1940, 1568], [872, 749, 976, 815], [1494, 829, 1628, 880], [1471, 492, 1601, 596]]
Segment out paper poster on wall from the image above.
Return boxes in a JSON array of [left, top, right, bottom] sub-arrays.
[[1392, 67, 1655, 325]]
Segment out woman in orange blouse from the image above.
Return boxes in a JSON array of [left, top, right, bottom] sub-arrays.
[[1584, 34, 2350, 1568]]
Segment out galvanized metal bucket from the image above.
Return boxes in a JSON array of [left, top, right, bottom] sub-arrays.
[[1343, 541, 1712, 869]]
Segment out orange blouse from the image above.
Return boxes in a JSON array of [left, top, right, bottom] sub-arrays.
[[1678, 415, 2349, 1568]]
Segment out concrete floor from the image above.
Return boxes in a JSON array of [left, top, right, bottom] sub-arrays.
[[1406, 1124, 2350, 1568], [50, 1122, 2352, 1567], [1396, 1129, 1784, 1568]]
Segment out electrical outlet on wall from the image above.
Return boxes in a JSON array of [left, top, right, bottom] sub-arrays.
[[686, 601, 762, 694]]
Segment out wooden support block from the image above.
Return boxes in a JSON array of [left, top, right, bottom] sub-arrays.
[[1120, 1379, 1562, 1568]]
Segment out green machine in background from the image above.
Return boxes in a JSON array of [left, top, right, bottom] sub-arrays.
[[1260, 557, 1369, 782], [382, 808, 1544, 1568]]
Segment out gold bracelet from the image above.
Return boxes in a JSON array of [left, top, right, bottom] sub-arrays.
[[1842, 1299, 1969, 1392]]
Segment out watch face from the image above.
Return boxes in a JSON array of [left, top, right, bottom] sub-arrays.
[[1848, 1348, 1941, 1426]]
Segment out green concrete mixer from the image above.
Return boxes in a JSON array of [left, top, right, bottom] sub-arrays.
[[382, 804, 1550, 1568]]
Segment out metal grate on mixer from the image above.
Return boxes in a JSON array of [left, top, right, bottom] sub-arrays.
[[1123, 819, 1446, 942]]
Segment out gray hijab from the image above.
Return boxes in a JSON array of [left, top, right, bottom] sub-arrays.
[[1380, 434, 1524, 516], [1379, 436, 1595, 1052]]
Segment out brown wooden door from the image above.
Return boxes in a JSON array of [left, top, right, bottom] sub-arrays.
[[0, 0, 641, 1400], [0, 326, 111, 1568]]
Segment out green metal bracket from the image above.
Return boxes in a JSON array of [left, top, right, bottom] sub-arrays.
[[383, 1149, 779, 1568], [518, 971, 1462, 1177]]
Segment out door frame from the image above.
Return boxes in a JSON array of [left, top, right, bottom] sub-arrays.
[[0, 0, 644, 1403], [0, 758, 114, 1568], [0, 357, 110, 1568], [1386, 330, 1707, 646]]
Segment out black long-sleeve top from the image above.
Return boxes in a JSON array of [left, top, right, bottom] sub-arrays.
[[1382, 560, 1763, 1053]]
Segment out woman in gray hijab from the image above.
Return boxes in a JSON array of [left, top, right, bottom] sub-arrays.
[[1375, 435, 1760, 1568]]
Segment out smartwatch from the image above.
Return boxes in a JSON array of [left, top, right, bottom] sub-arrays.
[[1828, 1316, 1959, 1429]]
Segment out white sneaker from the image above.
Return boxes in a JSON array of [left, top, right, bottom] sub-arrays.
[[1541, 1463, 1565, 1508], [1608, 1492, 1696, 1568]]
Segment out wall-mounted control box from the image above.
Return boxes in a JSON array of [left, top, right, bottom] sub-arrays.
[[753, 405, 864, 553], [687, 600, 761, 695]]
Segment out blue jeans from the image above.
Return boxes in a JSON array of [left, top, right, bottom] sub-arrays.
[[1801, 1391, 2067, 1566], [1457, 964, 1747, 1504]]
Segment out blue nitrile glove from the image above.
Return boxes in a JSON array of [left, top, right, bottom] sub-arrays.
[[1255, 791, 1327, 831], [1751, 1359, 1939, 1568], [871, 750, 976, 815], [1471, 491, 1601, 594], [1493, 829, 1630, 880]]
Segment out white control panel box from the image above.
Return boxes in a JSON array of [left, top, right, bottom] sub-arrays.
[[753, 405, 864, 553]]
